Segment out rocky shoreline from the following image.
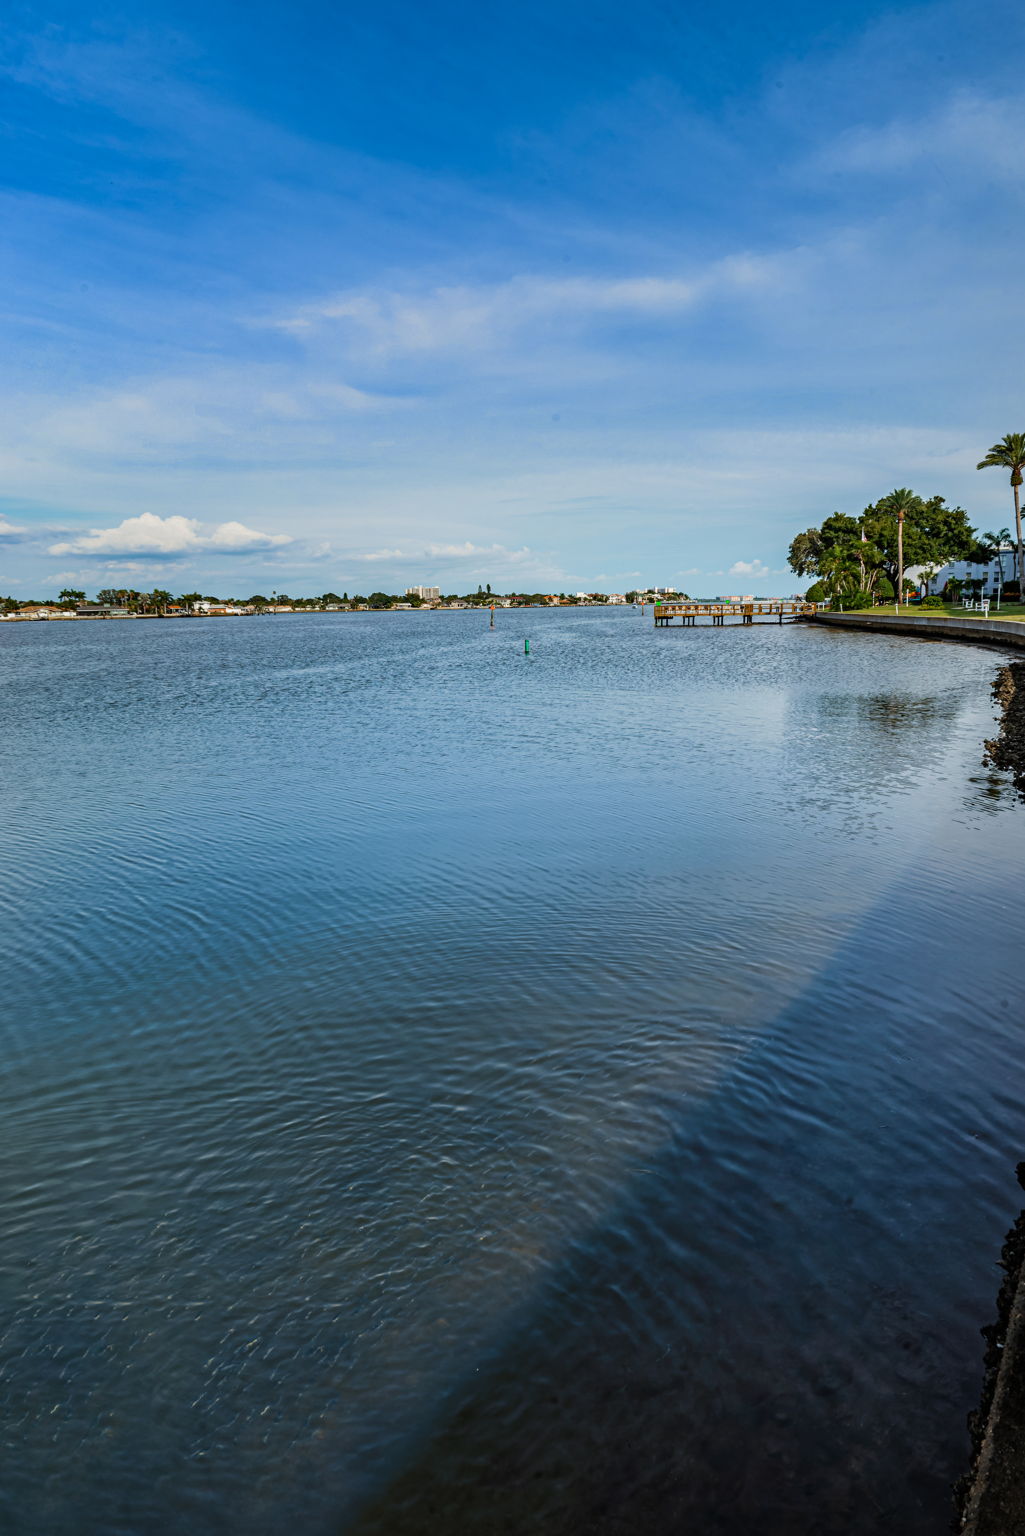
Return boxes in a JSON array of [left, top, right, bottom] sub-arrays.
[[953, 1166, 1025, 1533], [983, 664, 1025, 802]]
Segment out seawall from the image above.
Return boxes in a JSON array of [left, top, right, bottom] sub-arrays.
[[954, 1169, 1025, 1534], [806, 612, 1025, 650]]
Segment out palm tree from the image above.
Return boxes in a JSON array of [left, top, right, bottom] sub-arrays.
[[979, 528, 1013, 607], [977, 435, 1025, 602], [985, 526, 1013, 601], [819, 547, 860, 604], [878, 488, 919, 608]]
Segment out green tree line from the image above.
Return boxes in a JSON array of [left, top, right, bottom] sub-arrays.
[[790, 436, 1025, 608]]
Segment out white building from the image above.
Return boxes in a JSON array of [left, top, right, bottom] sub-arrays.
[[407, 586, 440, 601], [917, 548, 1017, 597]]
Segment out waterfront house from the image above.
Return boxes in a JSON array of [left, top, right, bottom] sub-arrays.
[[6, 605, 63, 620], [76, 603, 129, 619]]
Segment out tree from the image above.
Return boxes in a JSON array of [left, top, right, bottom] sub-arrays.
[[149, 589, 172, 614], [59, 588, 85, 605], [789, 515, 887, 597], [179, 592, 203, 610], [875, 488, 918, 605], [787, 528, 825, 577], [862, 491, 974, 598], [977, 435, 1025, 601], [819, 547, 862, 605], [368, 591, 393, 608]]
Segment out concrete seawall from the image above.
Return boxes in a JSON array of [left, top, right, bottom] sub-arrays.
[[955, 1171, 1025, 1534], [806, 612, 1025, 650]]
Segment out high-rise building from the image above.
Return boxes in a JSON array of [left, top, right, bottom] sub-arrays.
[[407, 586, 440, 601]]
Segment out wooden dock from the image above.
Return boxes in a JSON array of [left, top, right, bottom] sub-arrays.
[[654, 601, 817, 627]]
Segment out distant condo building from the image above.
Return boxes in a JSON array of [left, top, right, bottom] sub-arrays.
[[407, 586, 440, 601]]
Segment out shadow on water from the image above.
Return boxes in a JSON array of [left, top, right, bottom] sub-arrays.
[[340, 860, 1023, 1536]]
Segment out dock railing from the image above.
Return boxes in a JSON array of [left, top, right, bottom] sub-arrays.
[[653, 601, 819, 627]]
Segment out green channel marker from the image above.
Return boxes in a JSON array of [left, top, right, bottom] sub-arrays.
[[525, 637, 530, 655]]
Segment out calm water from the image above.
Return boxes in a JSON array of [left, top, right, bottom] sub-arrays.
[[2, 608, 1024, 1535]]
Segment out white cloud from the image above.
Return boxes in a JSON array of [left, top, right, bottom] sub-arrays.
[[48, 512, 291, 558], [352, 547, 407, 562], [0, 517, 27, 539], [203, 519, 292, 552]]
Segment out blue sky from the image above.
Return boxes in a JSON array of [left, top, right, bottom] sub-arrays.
[[1, 0, 1024, 596]]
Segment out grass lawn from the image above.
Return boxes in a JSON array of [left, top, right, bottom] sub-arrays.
[[837, 603, 1025, 623]]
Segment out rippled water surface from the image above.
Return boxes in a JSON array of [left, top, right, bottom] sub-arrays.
[[2, 608, 1024, 1535]]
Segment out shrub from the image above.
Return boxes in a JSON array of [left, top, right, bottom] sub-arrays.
[[805, 581, 827, 602], [830, 590, 872, 611], [920, 595, 945, 609]]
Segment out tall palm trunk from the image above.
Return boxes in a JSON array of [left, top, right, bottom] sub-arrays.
[[1015, 477, 1024, 600]]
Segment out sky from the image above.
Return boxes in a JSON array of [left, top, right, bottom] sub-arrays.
[[1, 0, 1024, 598]]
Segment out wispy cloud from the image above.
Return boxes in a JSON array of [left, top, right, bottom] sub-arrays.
[[425, 541, 535, 562], [728, 559, 787, 579], [812, 91, 1021, 180], [273, 258, 781, 360], [1, 1, 1023, 599]]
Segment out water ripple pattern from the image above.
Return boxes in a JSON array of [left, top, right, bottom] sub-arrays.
[[1, 608, 1024, 1535]]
